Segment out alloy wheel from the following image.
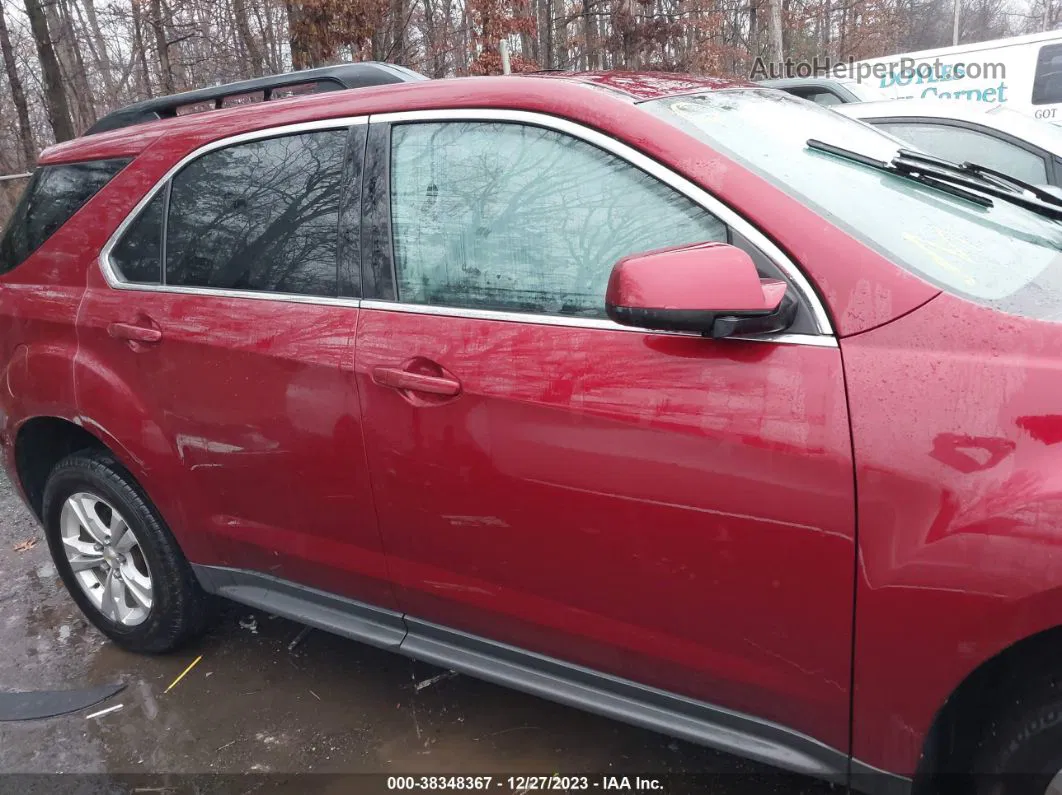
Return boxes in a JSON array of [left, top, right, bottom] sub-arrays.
[[59, 491, 153, 626]]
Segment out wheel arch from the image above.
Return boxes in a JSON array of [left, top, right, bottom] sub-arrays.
[[11, 412, 215, 564], [14, 415, 109, 519], [914, 623, 1062, 793]]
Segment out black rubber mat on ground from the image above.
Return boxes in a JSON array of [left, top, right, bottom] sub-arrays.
[[0, 682, 124, 720]]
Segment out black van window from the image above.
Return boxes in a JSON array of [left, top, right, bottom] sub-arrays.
[[165, 130, 347, 297], [1033, 43, 1062, 105], [0, 158, 131, 275]]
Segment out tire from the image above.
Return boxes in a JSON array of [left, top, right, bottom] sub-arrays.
[[973, 675, 1062, 795], [41, 449, 213, 653]]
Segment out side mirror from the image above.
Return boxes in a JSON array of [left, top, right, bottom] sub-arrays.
[[605, 242, 797, 338]]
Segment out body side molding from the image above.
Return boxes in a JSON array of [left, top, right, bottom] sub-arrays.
[[192, 565, 910, 795], [193, 565, 406, 650]]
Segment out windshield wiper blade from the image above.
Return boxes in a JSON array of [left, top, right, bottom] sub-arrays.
[[807, 138, 1062, 220], [806, 139, 994, 208], [891, 153, 1062, 220], [897, 148, 1062, 208]]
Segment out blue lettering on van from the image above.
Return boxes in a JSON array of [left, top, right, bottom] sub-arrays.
[[920, 82, 1008, 102]]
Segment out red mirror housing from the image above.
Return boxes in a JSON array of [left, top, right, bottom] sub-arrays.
[[605, 242, 795, 338]]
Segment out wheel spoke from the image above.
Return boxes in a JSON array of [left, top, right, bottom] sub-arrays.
[[122, 566, 152, 609], [99, 570, 120, 621], [67, 495, 110, 545], [110, 516, 132, 553], [62, 536, 104, 572], [62, 534, 96, 556], [69, 553, 106, 573]]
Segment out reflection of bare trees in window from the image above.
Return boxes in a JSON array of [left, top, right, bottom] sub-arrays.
[[111, 190, 164, 283], [391, 122, 726, 318], [0, 158, 129, 275], [165, 130, 346, 297]]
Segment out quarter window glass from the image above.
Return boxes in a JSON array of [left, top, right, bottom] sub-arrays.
[[165, 130, 347, 296], [876, 122, 1049, 185], [1033, 43, 1062, 105], [0, 158, 130, 275], [111, 190, 164, 284], [389, 122, 727, 317]]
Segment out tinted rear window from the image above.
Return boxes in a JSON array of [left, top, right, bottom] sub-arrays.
[[0, 158, 131, 275], [164, 131, 345, 297]]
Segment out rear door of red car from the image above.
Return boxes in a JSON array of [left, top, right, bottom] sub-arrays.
[[76, 120, 399, 613], [354, 109, 857, 751]]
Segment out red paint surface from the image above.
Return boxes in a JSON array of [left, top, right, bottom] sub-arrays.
[[76, 266, 395, 608], [355, 309, 855, 750], [842, 291, 1062, 775], [606, 242, 782, 312]]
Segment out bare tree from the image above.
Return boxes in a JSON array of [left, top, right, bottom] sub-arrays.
[[768, 0, 783, 65], [24, 0, 76, 142], [0, 2, 35, 166], [0, 0, 1047, 195]]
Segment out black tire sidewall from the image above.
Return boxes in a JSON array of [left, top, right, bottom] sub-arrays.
[[976, 690, 1062, 795], [42, 452, 196, 651]]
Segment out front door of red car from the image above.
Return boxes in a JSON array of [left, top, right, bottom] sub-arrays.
[[77, 122, 397, 610], [354, 113, 856, 750]]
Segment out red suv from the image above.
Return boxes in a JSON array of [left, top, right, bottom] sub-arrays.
[[4, 65, 1062, 795]]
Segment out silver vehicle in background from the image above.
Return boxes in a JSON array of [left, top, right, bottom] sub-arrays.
[[758, 77, 891, 106], [838, 99, 1062, 187]]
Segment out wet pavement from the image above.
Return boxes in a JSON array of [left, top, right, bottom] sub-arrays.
[[0, 471, 836, 795]]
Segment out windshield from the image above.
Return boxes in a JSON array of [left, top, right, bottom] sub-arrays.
[[840, 81, 891, 101], [644, 89, 1062, 322]]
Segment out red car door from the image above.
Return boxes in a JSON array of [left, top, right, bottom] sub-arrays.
[[76, 123, 398, 612], [354, 113, 856, 751]]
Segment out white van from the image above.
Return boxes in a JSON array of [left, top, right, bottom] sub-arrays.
[[836, 30, 1062, 122]]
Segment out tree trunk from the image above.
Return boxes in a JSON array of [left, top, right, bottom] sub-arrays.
[[149, 0, 175, 92], [583, 0, 598, 69], [390, 0, 409, 62], [749, 2, 758, 59], [260, 1, 282, 72], [538, 0, 553, 69], [24, 0, 75, 143], [232, 0, 263, 76], [285, 0, 312, 69], [53, 0, 96, 130], [823, 0, 832, 57], [0, 2, 35, 166], [81, 0, 116, 98], [768, 0, 783, 69], [131, 0, 153, 97], [422, 0, 447, 76], [554, 0, 568, 68]]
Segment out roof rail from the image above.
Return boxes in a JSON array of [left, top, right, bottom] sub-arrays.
[[83, 63, 428, 136]]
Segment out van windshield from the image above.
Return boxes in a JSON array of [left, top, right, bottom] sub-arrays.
[[644, 89, 1062, 321]]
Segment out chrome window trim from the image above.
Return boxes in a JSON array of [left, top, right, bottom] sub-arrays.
[[359, 299, 837, 348], [370, 108, 834, 336], [97, 116, 369, 302], [98, 110, 837, 343]]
